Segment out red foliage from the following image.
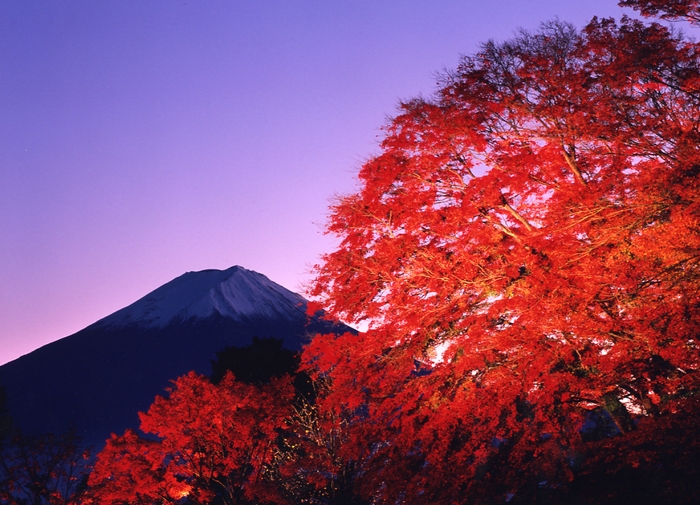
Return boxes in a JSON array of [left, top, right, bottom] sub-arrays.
[[619, 0, 700, 24], [88, 372, 294, 504], [305, 12, 700, 505]]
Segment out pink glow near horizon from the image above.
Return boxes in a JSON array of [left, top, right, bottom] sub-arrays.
[[0, 1, 625, 366]]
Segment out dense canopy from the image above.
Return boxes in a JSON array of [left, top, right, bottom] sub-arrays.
[[306, 2, 700, 503]]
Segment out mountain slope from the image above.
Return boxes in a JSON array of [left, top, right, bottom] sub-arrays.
[[95, 266, 309, 330], [0, 266, 348, 447]]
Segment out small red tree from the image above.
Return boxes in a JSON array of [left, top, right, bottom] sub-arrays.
[[87, 430, 174, 504], [88, 372, 294, 505], [305, 8, 700, 504]]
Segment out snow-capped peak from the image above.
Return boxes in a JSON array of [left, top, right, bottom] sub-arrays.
[[95, 266, 308, 330]]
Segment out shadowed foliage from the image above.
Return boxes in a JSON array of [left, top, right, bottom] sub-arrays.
[[210, 337, 299, 386]]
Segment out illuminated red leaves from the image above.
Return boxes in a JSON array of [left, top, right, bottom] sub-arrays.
[[619, 0, 700, 24], [306, 12, 700, 505], [89, 372, 294, 504]]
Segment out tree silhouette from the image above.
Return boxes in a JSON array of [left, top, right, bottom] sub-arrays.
[[0, 383, 91, 505], [0, 429, 91, 505], [210, 337, 299, 386], [305, 5, 700, 503]]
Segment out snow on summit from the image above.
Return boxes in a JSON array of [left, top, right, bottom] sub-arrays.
[[96, 266, 308, 329]]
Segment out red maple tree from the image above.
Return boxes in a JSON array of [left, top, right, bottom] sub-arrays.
[[88, 372, 294, 505], [304, 2, 700, 503]]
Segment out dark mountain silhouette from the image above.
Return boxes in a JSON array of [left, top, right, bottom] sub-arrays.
[[0, 266, 349, 447]]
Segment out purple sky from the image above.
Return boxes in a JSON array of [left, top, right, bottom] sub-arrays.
[[1, 0, 627, 366]]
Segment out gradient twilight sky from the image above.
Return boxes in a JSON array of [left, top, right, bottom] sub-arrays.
[[1, 0, 628, 366]]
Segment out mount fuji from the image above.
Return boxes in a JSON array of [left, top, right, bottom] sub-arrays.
[[0, 266, 349, 447], [95, 266, 312, 330]]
